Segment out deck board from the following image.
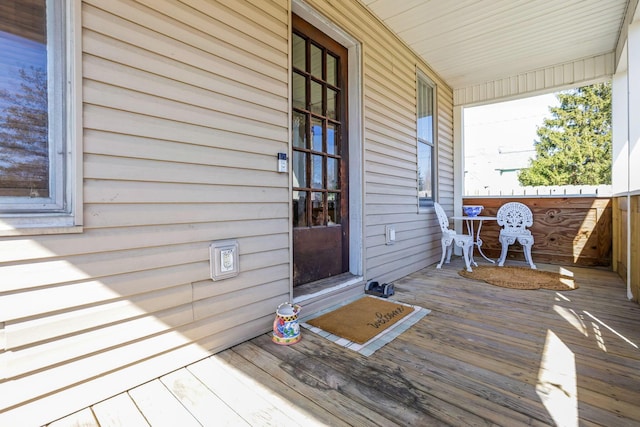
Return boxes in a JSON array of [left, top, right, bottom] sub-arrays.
[[48, 261, 640, 426]]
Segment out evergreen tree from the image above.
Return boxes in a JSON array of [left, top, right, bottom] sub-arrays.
[[518, 82, 611, 186]]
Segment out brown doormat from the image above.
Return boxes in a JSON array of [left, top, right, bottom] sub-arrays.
[[459, 265, 579, 291], [306, 296, 415, 344]]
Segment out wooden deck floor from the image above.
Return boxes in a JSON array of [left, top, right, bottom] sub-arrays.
[[50, 261, 640, 426]]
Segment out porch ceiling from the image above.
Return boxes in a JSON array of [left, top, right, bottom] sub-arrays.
[[358, 0, 630, 91]]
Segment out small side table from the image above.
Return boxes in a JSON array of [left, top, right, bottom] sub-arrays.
[[450, 215, 498, 265]]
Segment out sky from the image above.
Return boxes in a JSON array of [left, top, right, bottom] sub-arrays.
[[463, 93, 560, 195]]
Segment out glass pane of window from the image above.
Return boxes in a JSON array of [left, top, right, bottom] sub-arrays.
[[292, 34, 305, 70], [293, 151, 307, 188], [311, 118, 323, 152], [418, 141, 433, 206], [0, 1, 49, 198], [327, 88, 337, 120], [293, 190, 308, 227], [292, 72, 306, 110], [311, 154, 323, 189], [327, 54, 337, 86], [327, 157, 339, 190], [310, 44, 322, 79], [310, 80, 322, 115], [327, 123, 337, 155], [328, 192, 340, 225], [417, 74, 435, 207], [292, 111, 307, 148], [417, 79, 434, 144], [311, 191, 324, 225]]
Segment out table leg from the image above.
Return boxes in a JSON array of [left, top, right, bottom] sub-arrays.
[[464, 220, 478, 267], [475, 220, 495, 263]]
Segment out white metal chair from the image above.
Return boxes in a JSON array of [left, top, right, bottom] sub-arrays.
[[434, 202, 474, 272], [496, 202, 536, 269]]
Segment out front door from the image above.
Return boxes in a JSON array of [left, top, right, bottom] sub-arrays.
[[292, 15, 349, 287]]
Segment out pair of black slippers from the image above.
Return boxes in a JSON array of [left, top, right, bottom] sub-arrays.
[[364, 280, 395, 298]]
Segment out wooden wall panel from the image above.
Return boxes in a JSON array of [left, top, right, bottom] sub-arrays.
[[464, 197, 612, 267]]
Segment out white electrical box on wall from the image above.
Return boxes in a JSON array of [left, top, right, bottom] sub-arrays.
[[210, 240, 239, 281], [385, 225, 396, 245]]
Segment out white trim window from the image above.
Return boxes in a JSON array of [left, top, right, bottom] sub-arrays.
[[417, 72, 436, 208], [0, 0, 80, 231]]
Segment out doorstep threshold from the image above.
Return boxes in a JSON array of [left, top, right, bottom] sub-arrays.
[[293, 272, 363, 304]]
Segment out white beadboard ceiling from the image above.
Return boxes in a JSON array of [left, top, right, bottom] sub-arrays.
[[358, 0, 630, 92]]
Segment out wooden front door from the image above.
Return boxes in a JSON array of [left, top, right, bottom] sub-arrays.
[[292, 15, 349, 287]]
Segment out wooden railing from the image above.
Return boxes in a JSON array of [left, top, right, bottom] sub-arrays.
[[462, 196, 612, 267]]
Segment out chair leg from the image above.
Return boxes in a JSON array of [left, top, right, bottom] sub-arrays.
[[445, 243, 453, 264], [437, 239, 449, 269], [461, 244, 472, 272], [520, 238, 536, 269], [498, 235, 517, 267], [497, 241, 509, 267]]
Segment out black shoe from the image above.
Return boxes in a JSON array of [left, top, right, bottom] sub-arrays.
[[365, 280, 395, 298]]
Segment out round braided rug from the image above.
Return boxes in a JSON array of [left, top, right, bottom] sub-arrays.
[[459, 265, 578, 291]]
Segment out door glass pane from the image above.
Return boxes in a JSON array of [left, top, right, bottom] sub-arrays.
[[311, 154, 323, 189], [327, 123, 337, 155], [292, 111, 307, 148], [311, 192, 324, 225], [310, 80, 322, 115], [328, 192, 340, 225], [310, 44, 322, 79], [327, 54, 337, 86], [293, 151, 307, 188], [292, 72, 306, 110], [292, 34, 305, 70], [311, 118, 323, 152], [293, 190, 308, 227], [327, 157, 339, 190], [327, 88, 337, 120]]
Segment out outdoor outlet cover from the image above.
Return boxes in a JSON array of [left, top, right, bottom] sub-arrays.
[[210, 240, 239, 280]]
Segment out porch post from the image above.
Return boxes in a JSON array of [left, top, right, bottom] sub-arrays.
[[453, 105, 465, 251], [626, 19, 640, 300], [628, 21, 640, 194]]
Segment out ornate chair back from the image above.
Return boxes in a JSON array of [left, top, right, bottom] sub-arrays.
[[496, 202, 536, 269], [497, 202, 533, 234]]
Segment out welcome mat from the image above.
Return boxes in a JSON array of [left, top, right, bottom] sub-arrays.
[[302, 296, 430, 357], [459, 265, 578, 291]]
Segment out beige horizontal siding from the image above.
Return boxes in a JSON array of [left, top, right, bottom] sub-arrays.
[[0, 0, 456, 424], [0, 0, 291, 425]]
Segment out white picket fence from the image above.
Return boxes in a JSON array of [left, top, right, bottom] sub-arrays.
[[465, 185, 612, 197]]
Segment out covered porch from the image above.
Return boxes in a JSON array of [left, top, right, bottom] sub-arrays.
[[3, 1, 640, 425], [50, 259, 640, 426]]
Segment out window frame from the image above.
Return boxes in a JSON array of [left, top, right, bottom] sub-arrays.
[[417, 70, 437, 210], [0, 0, 82, 235]]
